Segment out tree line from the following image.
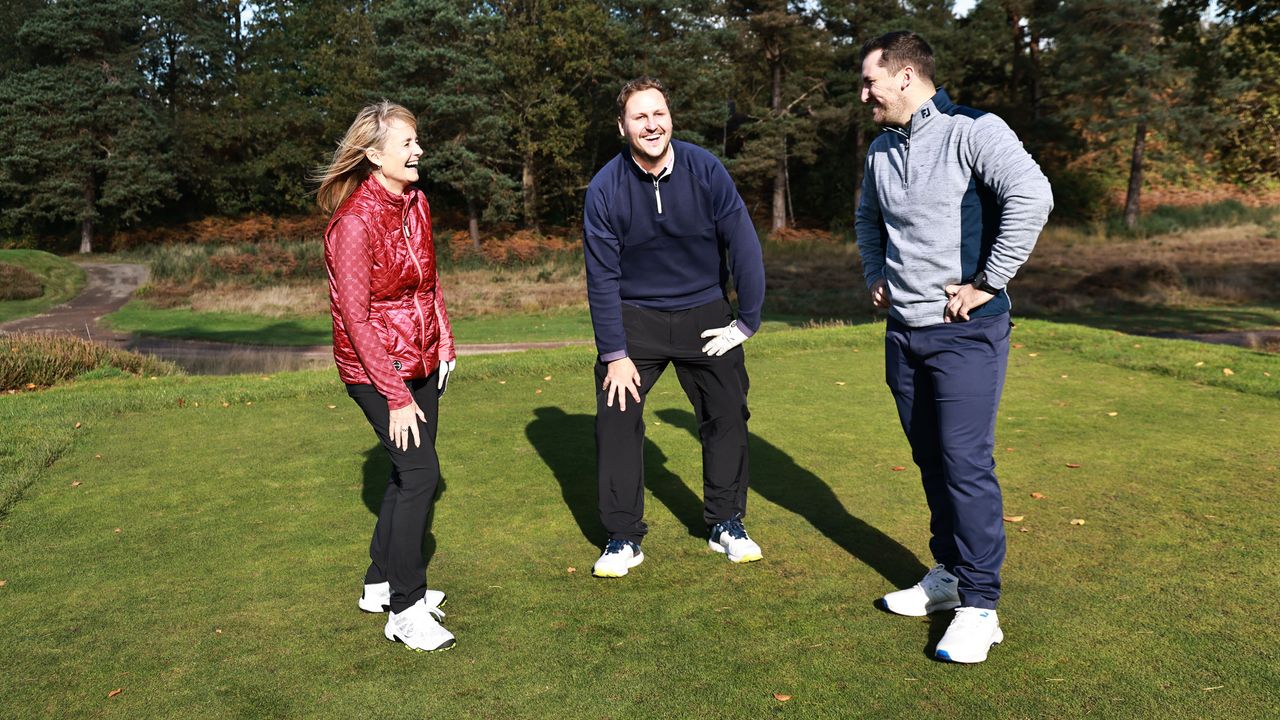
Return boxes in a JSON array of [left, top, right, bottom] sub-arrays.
[[0, 0, 1275, 253]]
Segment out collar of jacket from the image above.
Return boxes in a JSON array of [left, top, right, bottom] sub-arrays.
[[361, 173, 419, 210], [623, 141, 677, 182], [884, 87, 954, 142]]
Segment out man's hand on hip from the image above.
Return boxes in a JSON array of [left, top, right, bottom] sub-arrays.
[[943, 283, 995, 323], [870, 278, 891, 309], [700, 320, 749, 357], [603, 357, 642, 411]]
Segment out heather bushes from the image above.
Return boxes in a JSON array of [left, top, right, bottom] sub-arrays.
[[0, 262, 43, 300], [1, 334, 180, 391]]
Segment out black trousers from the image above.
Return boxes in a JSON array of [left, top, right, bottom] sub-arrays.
[[595, 299, 751, 543], [347, 374, 441, 613]]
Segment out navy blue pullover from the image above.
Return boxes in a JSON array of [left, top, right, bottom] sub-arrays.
[[583, 140, 765, 360]]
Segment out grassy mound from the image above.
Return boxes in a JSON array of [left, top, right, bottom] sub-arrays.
[[0, 249, 86, 324]]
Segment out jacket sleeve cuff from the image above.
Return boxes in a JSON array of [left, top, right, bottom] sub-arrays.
[[599, 349, 629, 363], [736, 320, 756, 338]]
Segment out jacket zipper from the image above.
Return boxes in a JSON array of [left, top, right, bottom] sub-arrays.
[[652, 175, 663, 214], [401, 208, 430, 375]]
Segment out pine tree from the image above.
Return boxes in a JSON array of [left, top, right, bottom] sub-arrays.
[[0, 0, 175, 252]]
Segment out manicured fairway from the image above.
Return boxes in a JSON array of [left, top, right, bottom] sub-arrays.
[[0, 323, 1276, 718]]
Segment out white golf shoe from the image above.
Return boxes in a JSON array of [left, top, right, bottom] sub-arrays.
[[708, 516, 763, 563], [359, 582, 446, 613], [880, 564, 961, 616], [592, 539, 644, 577], [935, 607, 1003, 663], [384, 598, 455, 652]]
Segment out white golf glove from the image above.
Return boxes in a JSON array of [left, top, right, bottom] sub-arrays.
[[437, 358, 456, 395], [700, 320, 749, 357]]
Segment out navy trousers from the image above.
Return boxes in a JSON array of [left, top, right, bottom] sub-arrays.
[[347, 374, 441, 613], [885, 313, 1010, 609], [595, 298, 751, 543]]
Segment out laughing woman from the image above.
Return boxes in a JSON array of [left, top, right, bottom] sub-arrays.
[[316, 101, 457, 652]]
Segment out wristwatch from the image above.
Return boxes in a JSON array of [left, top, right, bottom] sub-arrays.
[[970, 270, 1004, 295]]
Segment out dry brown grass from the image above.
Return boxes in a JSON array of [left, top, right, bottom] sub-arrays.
[[440, 261, 587, 316], [190, 284, 329, 317]]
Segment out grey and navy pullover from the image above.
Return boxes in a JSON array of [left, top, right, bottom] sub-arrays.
[[583, 139, 765, 360], [855, 89, 1053, 328]]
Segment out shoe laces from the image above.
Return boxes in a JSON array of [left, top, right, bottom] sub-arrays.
[[714, 517, 748, 541], [604, 539, 633, 555], [950, 607, 994, 629]]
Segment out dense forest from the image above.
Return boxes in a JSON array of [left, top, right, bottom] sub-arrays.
[[0, 0, 1276, 252]]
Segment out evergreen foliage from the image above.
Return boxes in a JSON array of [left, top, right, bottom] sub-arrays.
[[0, 0, 1274, 249]]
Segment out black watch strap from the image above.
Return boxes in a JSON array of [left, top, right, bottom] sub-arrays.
[[972, 270, 1003, 294]]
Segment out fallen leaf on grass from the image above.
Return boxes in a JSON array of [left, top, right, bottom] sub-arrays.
[[1222, 368, 1234, 376], [543, 375, 552, 381], [1002, 515, 1024, 523], [498, 380, 507, 385], [71, 481, 81, 488], [0, 580, 6, 587], [1028, 352, 1039, 357], [1070, 519, 1086, 526], [772, 693, 792, 702], [1065, 463, 1081, 469], [891, 466, 906, 472], [1194, 361, 1205, 367], [835, 381, 846, 386], [1060, 374, 1068, 379], [566, 567, 576, 574], [1107, 412, 1118, 416], [1030, 492, 1046, 500], [326, 404, 336, 409], [1012, 343, 1024, 349], [260, 376, 271, 381], [215, 628, 223, 634], [221, 402, 230, 408], [1006, 447, 1015, 452], [25, 383, 35, 390], [1132, 343, 1142, 348], [94, 454, 102, 459], [245, 401, 253, 406], [74, 422, 82, 429], [177, 398, 185, 408], [1018, 527, 1030, 533], [1202, 686, 1224, 692], [535, 389, 543, 395], [108, 689, 123, 699], [114, 528, 122, 534]]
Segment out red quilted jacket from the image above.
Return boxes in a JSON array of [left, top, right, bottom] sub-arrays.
[[323, 175, 455, 409]]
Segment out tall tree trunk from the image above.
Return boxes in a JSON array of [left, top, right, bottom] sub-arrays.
[[1028, 24, 1042, 120], [1123, 119, 1147, 229], [1008, 5, 1025, 103], [467, 196, 481, 250], [770, 60, 786, 232], [521, 156, 539, 232], [79, 176, 95, 254], [852, 124, 864, 210]]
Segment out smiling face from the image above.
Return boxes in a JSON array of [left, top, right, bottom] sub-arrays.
[[618, 88, 672, 174], [366, 119, 422, 194], [860, 49, 912, 127]]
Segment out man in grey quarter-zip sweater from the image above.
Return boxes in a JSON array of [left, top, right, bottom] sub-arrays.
[[854, 31, 1053, 664]]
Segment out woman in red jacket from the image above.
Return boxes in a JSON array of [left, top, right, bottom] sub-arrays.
[[316, 101, 457, 653]]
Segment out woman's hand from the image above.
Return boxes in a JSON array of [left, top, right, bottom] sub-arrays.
[[388, 401, 428, 451]]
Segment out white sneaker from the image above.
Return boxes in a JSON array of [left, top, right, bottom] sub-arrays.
[[359, 582, 446, 613], [708, 516, 763, 563], [384, 598, 455, 652], [592, 539, 644, 577], [880, 564, 961, 616], [935, 607, 1003, 663]]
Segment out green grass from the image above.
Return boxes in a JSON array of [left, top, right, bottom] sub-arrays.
[[0, 249, 86, 324], [1, 322, 1277, 718], [103, 301, 598, 346]]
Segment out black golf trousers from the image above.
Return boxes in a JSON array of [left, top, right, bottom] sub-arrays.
[[347, 373, 441, 613], [595, 298, 751, 543]]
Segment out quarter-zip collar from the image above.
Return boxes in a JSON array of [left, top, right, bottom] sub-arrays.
[[628, 144, 676, 214], [363, 173, 419, 215]]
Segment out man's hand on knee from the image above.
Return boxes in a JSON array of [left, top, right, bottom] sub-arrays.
[[603, 357, 642, 411]]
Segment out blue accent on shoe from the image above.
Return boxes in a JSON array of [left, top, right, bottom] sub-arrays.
[[936, 649, 953, 661], [710, 515, 748, 541], [603, 539, 638, 555]]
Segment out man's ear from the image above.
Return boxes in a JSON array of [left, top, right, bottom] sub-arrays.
[[617, 119, 625, 138], [900, 66, 914, 92]]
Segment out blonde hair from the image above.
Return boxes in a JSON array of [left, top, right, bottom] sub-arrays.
[[315, 101, 418, 216]]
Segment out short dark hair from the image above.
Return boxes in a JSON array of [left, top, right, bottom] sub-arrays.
[[616, 76, 669, 119], [860, 31, 935, 83]]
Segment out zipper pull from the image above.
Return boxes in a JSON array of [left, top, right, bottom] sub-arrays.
[[653, 177, 663, 214]]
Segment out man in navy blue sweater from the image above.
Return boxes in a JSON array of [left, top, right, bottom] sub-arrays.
[[583, 77, 767, 578]]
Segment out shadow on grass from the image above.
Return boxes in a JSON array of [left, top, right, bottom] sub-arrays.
[[655, 408, 927, 589], [360, 444, 446, 570], [525, 407, 706, 546]]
